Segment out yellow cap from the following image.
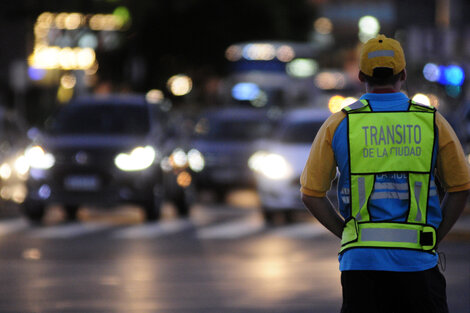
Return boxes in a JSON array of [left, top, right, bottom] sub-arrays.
[[359, 34, 406, 76]]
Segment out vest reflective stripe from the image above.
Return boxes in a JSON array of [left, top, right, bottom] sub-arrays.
[[351, 174, 374, 221], [341, 100, 437, 254], [342, 99, 370, 112], [408, 173, 430, 223], [340, 219, 436, 253]]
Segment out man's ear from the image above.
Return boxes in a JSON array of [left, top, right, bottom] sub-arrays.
[[358, 71, 366, 82], [400, 69, 407, 81]]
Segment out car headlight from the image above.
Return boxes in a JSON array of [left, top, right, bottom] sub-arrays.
[[249, 152, 292, 180], [114, 146, 156, 171], [25, 145, 55, 169], [0, 163, 11, 180], [187, 149, 204, 172], [169, 148, 188, 168], [14, 155, 30, 176], [248, 151, 268, 172]]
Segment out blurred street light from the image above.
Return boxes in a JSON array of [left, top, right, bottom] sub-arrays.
[[146, 89, 164, 104], [286, 58, 318, 78], [314, 17, 333, 35], [358, 15, 380, 43], [328, 96, 357, 113], [276, 45, 295, 62], [232, 82, 260, 101], [423, 63, 440, 82], [314, 71, 346, 90], [242, 43, 276, 61], [167, 75, 193, 96], [412, 93, 431, 106]]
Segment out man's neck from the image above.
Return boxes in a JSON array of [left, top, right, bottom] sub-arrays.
[[371, 88, 398, 93]]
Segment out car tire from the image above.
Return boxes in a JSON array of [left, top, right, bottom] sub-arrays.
[[174, 193, 190, 217], [22, 201, 45, 224], [284, 210, 295, 224], [142, 190, 162, 222], [174, 185, 195, 218], [262, 208, 276, 225], [64, 205, 79, 222], [214, 188, 228, 203]]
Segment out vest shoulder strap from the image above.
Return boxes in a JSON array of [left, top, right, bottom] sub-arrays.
[[342, 99, 370, 113]]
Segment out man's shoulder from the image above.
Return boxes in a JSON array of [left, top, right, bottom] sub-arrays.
[[323, 110, 347, 132]]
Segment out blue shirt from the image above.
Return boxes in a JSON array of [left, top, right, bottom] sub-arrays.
[[334, 92, 440, 272]]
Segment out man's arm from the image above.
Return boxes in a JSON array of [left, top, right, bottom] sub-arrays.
[[301, 193, 344, 239], [437, 190, 469, 244]]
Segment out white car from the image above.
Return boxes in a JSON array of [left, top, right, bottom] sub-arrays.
[[249, 108, 331, 223]]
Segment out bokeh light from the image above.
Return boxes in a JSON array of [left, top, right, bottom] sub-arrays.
[[286, 58, 318, 78], [412, 93, 431, 106], [342, 97, 358, 107], [146, 89, 164, 104], [28, 67, 46, 81], [64, 13, 83, 30], [328, 95, 345, 113], [276, 45, 295, 62], [250, 90, 268, 108], [314, 72, 346, 90], [60, 74, 76, 89], [242, 44, 276, 61], [444, 65, 465, 86], [225, 45, 242, 61], [358, 15, 380, 43], [232, 82, 260, 101], [314, 17, 333, 35], [423, 63, 440, 82], [445, 85, 461, 98], [167, 74, 193, 96]]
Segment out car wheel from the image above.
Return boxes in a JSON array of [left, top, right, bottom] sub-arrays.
[[142, 190, 162, 222], [214, 188, 228, 203], [174, 196, 189, 217], [64, 205, 79, 222], [284, 210, 295, 224], [262, 208, 276, 225], [22, 201, 45, 224], [174, 185, 195, 218]]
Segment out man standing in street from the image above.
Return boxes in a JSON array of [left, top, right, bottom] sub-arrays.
[[301, 34, 470, 313]]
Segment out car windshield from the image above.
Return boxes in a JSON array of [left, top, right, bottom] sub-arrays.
[[48, 104, 150, 135], [195, 117, 271, 141], [278, 121, 323, 143]]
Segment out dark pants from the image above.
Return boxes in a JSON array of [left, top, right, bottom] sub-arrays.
[[340, 266, 448, 313]]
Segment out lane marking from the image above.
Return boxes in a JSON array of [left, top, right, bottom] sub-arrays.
[[30, 222, 112, 239], [197, 215, 266, 239]]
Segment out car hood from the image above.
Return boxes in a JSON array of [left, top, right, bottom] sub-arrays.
[[40, 134, 151, 151], [191, 140, 259, 157], [191, 139, 258, 167]]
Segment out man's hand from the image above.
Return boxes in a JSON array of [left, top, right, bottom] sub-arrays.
[[301, 193, 344, 239]]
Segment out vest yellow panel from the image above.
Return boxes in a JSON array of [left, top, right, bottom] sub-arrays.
[[348, 112, 434, 174]]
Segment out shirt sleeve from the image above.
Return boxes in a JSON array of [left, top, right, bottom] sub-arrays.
[[435, 112, 470, 192], [300, 111, 346, 197]]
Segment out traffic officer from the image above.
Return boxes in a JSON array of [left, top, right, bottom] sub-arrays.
[[301, 34, 470, 313]]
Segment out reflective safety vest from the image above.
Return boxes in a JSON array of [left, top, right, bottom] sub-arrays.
[[340, 99, 437, 254]]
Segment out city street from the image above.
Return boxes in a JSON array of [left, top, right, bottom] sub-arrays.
[[0, 191, 468, 313]]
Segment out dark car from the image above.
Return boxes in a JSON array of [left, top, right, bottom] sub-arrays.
[[190, 107, 274, 200], [0, 108, 30, 210], [22, 94, 190, 223]]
